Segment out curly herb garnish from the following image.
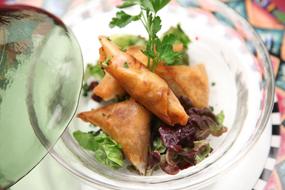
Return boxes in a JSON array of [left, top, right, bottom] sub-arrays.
[[110, 0, 183, 71]]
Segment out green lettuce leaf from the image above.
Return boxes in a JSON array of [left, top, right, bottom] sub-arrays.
[[73, 131, 124, 169]]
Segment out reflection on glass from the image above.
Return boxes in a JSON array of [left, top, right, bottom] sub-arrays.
[[0, 5, 83, 189]]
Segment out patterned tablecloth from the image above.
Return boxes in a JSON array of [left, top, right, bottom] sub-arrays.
[[2, 0, 285, 189]]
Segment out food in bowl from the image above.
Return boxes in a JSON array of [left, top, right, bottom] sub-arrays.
[[73, 0, 227, 176]]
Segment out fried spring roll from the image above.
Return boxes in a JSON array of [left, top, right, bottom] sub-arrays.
[[78, 99, 151, 175], [94, 42, 186, 101], [99, 37, 188, 126], [93, 72, 126, 100], [155, 64, 209, 108], [92, 41, 126, 101], [125, 46, 209, 108]]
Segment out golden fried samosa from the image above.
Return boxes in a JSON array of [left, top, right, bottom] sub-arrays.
[[92, 39, 127, 100], [156, 64, 209, 108], [93, 72, 125, 100], [98, 37, 188, 126], [78, 99, 151, 175], [125, 46, 209, 108]]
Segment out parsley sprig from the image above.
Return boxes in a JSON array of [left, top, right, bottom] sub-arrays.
[[110, 0, 182, 71]]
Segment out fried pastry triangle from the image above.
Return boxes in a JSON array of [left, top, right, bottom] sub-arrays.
[[78, 99, 151, 175]]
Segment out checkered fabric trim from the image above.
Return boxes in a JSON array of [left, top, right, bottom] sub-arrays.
[[252, 97, 281, 190]]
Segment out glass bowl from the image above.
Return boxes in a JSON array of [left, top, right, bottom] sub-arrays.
[[50, 0, 274, 189]]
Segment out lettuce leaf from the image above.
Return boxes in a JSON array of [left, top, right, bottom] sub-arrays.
[[73, 131, 124, 169]]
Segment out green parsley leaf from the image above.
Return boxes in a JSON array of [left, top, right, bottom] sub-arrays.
[[111, 0, 176, 71], [118, 0, 139, 8], [123, 0, 170, 13], [140, 0, 155, 12], [152, 16, 162, 34], [144, 41, 155, 58], [73, 130, 124, 169], [157, 34, 182, 65], [160, 48, 181, 65], [110, 11, 141, 28], [161, 34, 177, 45], [150, 0, 171, 13]]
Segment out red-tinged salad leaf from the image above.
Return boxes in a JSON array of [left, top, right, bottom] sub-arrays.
[[146, 96, 227, 175], [179, 96, 193, 111], [160, 154, 180, 175], [160, 140, 212, 174], [146, 151, 161, 175], [159, 125, 196, 150], [193, 140, 213, 163], [158, 106, 227, 147], [187, 107, 227, 138]]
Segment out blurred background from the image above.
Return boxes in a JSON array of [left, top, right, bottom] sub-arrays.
[[1, 0, 285, 190]]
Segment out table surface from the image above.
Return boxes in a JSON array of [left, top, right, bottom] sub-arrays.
[[2, 0, 285, 190]]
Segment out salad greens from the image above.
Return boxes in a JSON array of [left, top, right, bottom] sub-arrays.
[[153, 137, 166, 154], [110, 35, 146, 51], [73, 130, 124, 169], [148, 101, 226, 175], [163, 24, 191, 49], [84, 64, 105, 81], [163, 24, 190, 64], [110, 0, 186, 71], [82, 64, 105, 97], [216, 111, 225, 124], [82, 83, 90, 97], [193, 140, 212, 163]]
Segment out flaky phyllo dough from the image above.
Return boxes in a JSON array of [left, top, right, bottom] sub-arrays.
[[155, 64, 209, 108], [78, 99, 151, 175], [94, 40, 209, 110], [96, 36, 189, 126]]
